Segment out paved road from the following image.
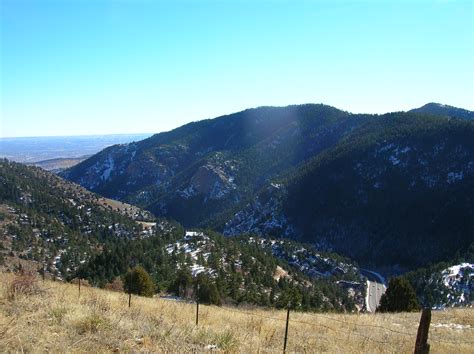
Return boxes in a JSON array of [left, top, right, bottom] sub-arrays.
[[367, 280, 386, 312], [361, 268, 386, 284]]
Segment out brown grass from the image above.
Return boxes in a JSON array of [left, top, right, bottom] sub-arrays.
[[0, 273, 472, 352]]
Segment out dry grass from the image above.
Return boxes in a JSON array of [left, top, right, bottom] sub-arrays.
[[0, 273, 472, 353]]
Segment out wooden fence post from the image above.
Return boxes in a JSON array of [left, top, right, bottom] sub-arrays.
[[283, 303, 290, 353], [414, 308, 431, 354], [196, 284, 200, 326], [78, 278, 81, 297], [128, 291, 132, 308]]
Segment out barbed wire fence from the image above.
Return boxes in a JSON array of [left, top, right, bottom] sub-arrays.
[[196, 303, 474, 352]]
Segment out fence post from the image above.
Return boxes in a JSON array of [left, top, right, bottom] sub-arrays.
[[78, 278, 81, 297], [196, 284, 200, 326], [128, 291, 132, 308], [414, 308, 431, 354], [283, 303, 290, 353]]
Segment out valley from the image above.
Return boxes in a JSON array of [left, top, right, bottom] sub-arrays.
[[0, 160, 364, 312], [1, 102, 473, 314], [62, 103, 474, 272], [2, 1, 473, 351]]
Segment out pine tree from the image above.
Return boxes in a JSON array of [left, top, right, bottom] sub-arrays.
[[378, 277, 420, 312], [123, 265, 155, 297]]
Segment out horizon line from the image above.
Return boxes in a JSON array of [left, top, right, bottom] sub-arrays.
[[1, 101, 470, 139]]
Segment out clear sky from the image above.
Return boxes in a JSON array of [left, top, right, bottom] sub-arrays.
[[1, 0, 473, 138]]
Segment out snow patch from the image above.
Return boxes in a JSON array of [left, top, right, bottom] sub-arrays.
[[447, 171, 464, 184], [101, 155, 115, 181]]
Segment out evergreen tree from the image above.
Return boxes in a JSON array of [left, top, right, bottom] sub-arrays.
[[196, 273, 221, 305], [123, 265, 156, 297], [378, 277, 420, 312], [170, 269, 193, 298]]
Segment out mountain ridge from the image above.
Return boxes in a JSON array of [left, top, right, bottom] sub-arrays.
[[409, 102, 474, 120], [61, 103, 474, 271]]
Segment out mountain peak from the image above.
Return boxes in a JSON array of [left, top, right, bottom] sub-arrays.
[[410, 103, 474, 120]]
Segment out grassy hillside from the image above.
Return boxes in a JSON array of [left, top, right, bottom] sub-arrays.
[[1, 272, 472, 352]]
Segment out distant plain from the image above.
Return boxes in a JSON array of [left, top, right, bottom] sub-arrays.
[[0, 134, 152, 167]]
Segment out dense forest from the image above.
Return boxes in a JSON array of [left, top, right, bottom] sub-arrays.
[[62, 104, 474, 272], [78, 230, 359, 311]]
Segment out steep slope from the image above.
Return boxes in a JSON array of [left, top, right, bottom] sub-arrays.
[[410, 103, 474, 120], [62, 104, 369, 226], [407, 262, 474, 308], [224, 114, 474, 269], [62, 104, 474, 271], [405, 243, 474, 308], [0, 159, 174, 279]]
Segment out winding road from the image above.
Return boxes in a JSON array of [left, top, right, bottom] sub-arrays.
[[361, 269, 387, 312]]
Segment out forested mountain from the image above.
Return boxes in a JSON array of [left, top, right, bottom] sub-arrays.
[[0, 161, 364, 311], [62, 105, 369, 226], [0, 159, 167, 279], [62, 104, 474, 271], [404, 243, 474, 308], [410, 102, 474, 120], [226, 114, 474, 269]]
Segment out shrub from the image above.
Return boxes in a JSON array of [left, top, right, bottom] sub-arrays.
[[123, 266, 155, 297], [105, 277, 124, 292], [75, 313, 109, 334], [215, 329, 238, 351], [6, 272, 39, 300], [49, 306, 68, 325]]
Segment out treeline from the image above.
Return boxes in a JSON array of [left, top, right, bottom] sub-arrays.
[[77, 230, 357, 312]]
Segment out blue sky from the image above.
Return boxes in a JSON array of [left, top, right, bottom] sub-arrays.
[[1, 0, 473, 138]]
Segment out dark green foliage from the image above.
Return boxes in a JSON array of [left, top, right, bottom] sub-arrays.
[[196, 273, 221, 305], [282, 114, 474, 268], [63, 105, 474, 272], [78, 229, 357, 312], [378, 277, 420, 313], [123, 266, 156, 297], [62, 104, 366, 227], [169, 269, 193, 298], [0, 159, 176, 280]]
